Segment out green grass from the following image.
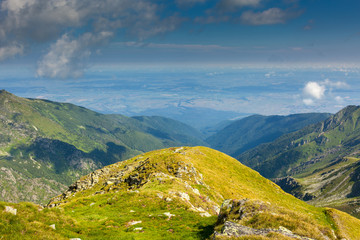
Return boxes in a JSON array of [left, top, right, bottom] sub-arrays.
[[239, 105, 360, 179], [43, 147, 360, 239], [0, 91, 207, 204]]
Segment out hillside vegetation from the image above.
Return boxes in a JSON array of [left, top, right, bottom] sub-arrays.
[[0, 90, 205, 204], [207, 113, 331, 157], [2, 147, 360, 239], [238, 105, 360, 218]]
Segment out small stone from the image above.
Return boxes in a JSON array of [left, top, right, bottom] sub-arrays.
[[90, 203, 95, 206], [4, 206, 17, 215], [128, 220, 142, 226], [178, 192, 190, 201], [130, 210, 135, 213], [106, 181, 114, 185], [163, 212, 175, 219], [50, 224, 56, 230], [70, 238, 82, 240], [133, 227, 143, 231], [200, 212, 212, 217], [165, 197, 172, 202], [192, 188, 200, 195], [279, 226, 292, 234]]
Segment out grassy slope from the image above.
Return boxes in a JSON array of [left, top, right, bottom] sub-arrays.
[[0, 90, 205, 204], [207, 113, 330, 157], [2, 147, 358, 239]]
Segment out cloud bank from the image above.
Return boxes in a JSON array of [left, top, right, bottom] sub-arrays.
[[0, 0, 304, 78], [0, 0, 183, 78]]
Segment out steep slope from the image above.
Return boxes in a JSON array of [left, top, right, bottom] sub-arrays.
[[239, 105, 360, 178], [207, 113, 331, 157], [2, 147, 359, 239], [238, 105, 360, 217], [0, 90, 204, 204]]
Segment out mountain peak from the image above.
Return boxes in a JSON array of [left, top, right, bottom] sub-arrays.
[[335, 105, 359, 118], [0, 89, 12, 96]]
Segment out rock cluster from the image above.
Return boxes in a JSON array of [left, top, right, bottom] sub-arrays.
[[213, 221, 315, 240], [213, 199, 315, 240]]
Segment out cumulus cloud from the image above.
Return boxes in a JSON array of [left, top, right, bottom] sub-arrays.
[[0, 0, 184, 77], [0, 0, 305, 77], [303, 81, 325, 100], [240, 8, 301, 25], [302, 79, 349, 106], [37, 32, 113, 78]]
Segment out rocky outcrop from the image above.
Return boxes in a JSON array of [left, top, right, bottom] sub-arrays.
[[273, 176, 315, 201], [48, 149, 219, 217], [213, 221, 315, 239], [212, 199, 319, 239]]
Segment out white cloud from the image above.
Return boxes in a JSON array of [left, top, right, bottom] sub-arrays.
[[240, 8, 301, 25], [0, 0, 184, 77], [0, 42, 23, 60], [322, 78, 349, 88], [303, 81, 325, 100], [302, 79, 349, 106], [335, 96, 344, 103], [37, 32, 113, 78], [303, 98, 314, 106]]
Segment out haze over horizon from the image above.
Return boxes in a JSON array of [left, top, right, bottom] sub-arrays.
[[0, 0, 359, 125]]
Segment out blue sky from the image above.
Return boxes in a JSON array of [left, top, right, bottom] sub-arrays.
[[0, 0, 359, 125], [1, 0, 359, 73]]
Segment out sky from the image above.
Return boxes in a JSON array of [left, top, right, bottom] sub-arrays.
[[0, 0, 360, 126]]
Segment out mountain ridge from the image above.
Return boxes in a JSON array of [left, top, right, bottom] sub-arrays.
[[207, 112, 331, 157], [0, 90, 206, 204]]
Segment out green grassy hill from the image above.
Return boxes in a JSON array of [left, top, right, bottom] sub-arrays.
[[207, 113, 331, 157], [238, 105, 360, 218], [2, 147, 360, 239], [0, 90, 205, 204]]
